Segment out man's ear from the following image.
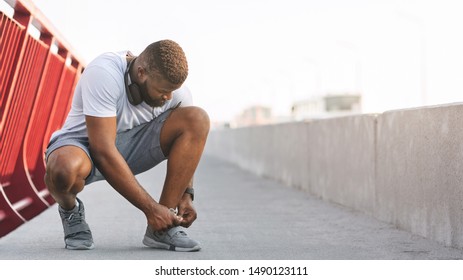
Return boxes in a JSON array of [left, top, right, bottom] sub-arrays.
[[137, 66, 147, 83]]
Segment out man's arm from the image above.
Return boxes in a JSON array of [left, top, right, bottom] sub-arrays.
[[85, 115, 181, 231]]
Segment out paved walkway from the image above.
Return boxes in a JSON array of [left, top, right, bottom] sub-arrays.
[[0, 156, 462, 260]]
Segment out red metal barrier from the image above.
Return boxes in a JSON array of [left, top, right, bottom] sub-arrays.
[[24, 51, 67, 205], [0, 0, 84, 237], [0, 12, 26, 121]]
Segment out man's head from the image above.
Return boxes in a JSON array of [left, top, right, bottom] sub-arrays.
[[133, 39, 189, 107], [141, 40, 189, 85]]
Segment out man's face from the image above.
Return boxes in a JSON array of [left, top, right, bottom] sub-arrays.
[[139, 71, 180, 107]]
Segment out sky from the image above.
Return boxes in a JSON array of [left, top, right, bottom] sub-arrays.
[[4, 0, 463, 122]]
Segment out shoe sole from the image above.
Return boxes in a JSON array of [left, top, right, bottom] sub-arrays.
[[142, 236, 201, 252], [65, 243, 95, 250]]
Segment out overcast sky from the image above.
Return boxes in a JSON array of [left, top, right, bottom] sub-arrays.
[[6, 0, 463, 122]]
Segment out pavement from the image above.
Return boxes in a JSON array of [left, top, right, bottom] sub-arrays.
[[0, 155, 462, 260]]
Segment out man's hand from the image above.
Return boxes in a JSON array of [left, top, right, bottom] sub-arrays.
[[147, 203, 183, 232], [177, 193, 197, 228]]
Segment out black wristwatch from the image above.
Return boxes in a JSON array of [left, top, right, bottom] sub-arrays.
[[184, 188, 194, 201]]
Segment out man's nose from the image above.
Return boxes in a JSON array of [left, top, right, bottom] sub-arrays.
[[163, 92, 173, 101]]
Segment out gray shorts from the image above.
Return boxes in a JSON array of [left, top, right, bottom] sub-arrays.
[[45, 110, 172, 185]]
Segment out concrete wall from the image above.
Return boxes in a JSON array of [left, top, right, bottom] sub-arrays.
[[375, 105, 463, 248], [205, 103, 463, 249]]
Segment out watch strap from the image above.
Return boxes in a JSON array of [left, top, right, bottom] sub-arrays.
[[184, 188, 194, 201]]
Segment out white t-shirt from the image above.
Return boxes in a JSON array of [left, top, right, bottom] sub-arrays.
[[50, 51, 193, 141]]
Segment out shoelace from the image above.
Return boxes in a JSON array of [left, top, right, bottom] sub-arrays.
[[65, 212, 84, 227], [173, 231, 187, 237], [169, 228, 187, 237], [154, 227, 187, 238]]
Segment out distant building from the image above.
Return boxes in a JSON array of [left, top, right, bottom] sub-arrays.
[[291, 93, 362, 120], [232, 105, 273, 127]]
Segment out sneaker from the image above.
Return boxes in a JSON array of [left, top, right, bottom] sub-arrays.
[[143, 226, 201, 252], [58, 197, 94, 250]]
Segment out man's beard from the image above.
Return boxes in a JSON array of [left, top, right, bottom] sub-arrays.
[[140, 82, 165, 107]]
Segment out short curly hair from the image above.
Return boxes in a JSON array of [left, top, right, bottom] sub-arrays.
[[142, 40, 188, 85]]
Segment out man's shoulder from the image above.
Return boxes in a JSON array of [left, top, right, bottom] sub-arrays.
[[174, 86, 191, 95], [171, 86, 193, 107], [86, 51, 126, 72], [81, 51, 127, 85]]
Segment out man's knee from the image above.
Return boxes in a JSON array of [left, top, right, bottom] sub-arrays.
[[160, 107, 210, 156], [45, 148, 91, 192], [179, 106, 210, 137]]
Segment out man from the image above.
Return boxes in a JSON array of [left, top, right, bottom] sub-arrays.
[[44, 40, 209, 252]]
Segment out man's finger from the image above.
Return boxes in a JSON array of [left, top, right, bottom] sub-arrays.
[[180, 219, 192, 228], [172, 215, 183, 226]]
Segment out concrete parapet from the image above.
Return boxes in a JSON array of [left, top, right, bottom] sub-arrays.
[[305, 115, 377, 214], [205, 103, 463, 249], [375, 104, 463, 248], [206, 115, 377, 214]]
